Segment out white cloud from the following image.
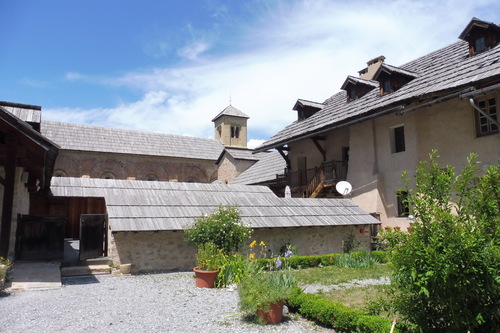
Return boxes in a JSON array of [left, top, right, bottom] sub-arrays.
[[247, 139, 266, 149], [44, 0, 500, 144]]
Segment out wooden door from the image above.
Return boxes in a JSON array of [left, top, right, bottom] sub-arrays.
[[79, 214, 107, 260], [15, 214, 66, 260]]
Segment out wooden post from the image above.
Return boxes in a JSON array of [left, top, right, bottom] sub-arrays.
[[0, 135, 17, 258]]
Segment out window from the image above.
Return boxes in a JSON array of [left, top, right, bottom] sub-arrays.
[[349, 89, 357, 101], [475, 37, 486, 53], [397, 190, 410, 217], [475, 97, 498, 136], [391, 125, 405, 153], [230, 126, 240, 138], [383, 80, 391, 94]]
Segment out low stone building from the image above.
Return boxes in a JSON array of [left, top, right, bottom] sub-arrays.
[[37, 177, 380, 272]]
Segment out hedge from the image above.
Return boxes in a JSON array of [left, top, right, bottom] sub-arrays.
[[287, 287, 403, 333], [254, 251, 388, 270]]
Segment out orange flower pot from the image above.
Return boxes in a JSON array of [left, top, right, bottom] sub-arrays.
[[193, 267, 219, 288], [256, 300, 284, 324]]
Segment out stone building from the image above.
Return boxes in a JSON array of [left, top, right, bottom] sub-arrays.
[[40, 104, 271, 185], [255, 17, 500, 230]]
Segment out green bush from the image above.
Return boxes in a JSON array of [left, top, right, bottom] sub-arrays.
[[371, 250, 388, 263], [320, 253, 340, 266], [382, 152, 500, 332], [254, 251, 385, 270], [335, 251, 379, 268], [239, 270, 297, 313], [216, 254, 252, 287], [287, 289, 398, 332], [185, 205, 252, 254]]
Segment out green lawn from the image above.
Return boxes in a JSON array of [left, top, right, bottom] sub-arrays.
[[292, 264, 396, 318], [292, 263, 391, 285]]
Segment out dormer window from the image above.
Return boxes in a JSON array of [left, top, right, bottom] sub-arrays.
[[341, 76, 378, 102], [293, 99, 324, 121], [459, 17, 500, 56], [373, 63, 417, 96]]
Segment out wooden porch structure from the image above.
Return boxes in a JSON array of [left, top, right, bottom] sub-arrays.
[[274, 160, 348, 198]]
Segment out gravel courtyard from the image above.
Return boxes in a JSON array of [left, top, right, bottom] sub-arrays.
[[0, 272, 333, 333]]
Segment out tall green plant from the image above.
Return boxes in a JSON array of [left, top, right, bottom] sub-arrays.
[[185, 205, 252, 254], [382, 151, 500, 332]]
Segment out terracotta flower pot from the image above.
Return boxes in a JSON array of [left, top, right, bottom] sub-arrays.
[[256, 300, 284, 324], [193, 267, 219, 288]]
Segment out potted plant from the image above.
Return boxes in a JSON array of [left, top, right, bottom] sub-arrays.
[[238, 268, 297, 324], [185, 205, 252, 288], [0, 257, 12, 291], [193, 242, 223, 288]]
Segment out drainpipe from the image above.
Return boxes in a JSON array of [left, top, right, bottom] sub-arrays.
[[469, 98, 500, 129]]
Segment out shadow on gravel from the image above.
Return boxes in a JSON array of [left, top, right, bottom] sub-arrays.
[[62, 276, 100, 285]]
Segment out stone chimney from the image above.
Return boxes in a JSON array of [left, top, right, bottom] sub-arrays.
[[358, 55, 385, 80]]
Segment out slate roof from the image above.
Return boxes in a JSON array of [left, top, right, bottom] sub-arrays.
[[41, 121, 224, 161], [231, 150, 286, 185], [212, 105, 250, 122], [216, 147, 269, 165], [0, 101, 41, 124], [50, 177, 380, 232], [341, 76, 379, 90], [256, 36, 500, 151], [293, 99, 325, 110]]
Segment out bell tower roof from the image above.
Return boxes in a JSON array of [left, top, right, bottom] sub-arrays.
[[212, 105, 250, 122]]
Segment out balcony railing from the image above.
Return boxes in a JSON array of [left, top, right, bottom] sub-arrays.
[[275, 160, 348, 189]]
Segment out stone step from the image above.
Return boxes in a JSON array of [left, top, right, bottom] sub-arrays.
[[61, 264, 112, 277], [61, 257, 113, 268]]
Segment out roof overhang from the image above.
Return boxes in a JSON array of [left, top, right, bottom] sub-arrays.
[[0, 106, 59, 191]]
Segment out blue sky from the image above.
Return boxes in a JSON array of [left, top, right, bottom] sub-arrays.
[[1, 1, 499, 148]]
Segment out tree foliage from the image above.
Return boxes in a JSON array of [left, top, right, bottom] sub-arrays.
[[381, 151, 500, 332], [185, 205, 252, 254]]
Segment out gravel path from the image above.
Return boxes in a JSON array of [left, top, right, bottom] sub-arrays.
[[0, 272, 333, 333]]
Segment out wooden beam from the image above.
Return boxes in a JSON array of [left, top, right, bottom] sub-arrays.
[[311, 138, 326, 161], [277, 147, 291, 170], [0, 135, 18, 257]]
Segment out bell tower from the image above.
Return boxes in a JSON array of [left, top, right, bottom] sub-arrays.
[[212, 105, 249, 148]]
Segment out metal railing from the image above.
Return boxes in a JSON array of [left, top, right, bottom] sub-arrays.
[[275, 160, 348, 189]]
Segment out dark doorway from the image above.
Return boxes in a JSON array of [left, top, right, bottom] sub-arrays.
[[15, 215, 66, 261], [79, 214, 107, 260]]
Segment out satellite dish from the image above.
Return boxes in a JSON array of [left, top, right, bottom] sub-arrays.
[[336, 181, 352, 195]]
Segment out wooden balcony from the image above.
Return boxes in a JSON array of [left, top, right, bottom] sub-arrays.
[[274, 160, 348, 197]]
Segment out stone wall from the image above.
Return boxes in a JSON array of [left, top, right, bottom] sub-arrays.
[[111, 231, 197, 273], [250, 225, 371, 257], [110, 225, 372, 273], [53, 150, 218, 183]]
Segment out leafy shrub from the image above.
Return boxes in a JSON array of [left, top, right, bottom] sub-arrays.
[[287, 289, 398, 332], [382, 152, 500, 332], [335, 251, 379, 268], [239, 270, 297, 313], [185, 205, 252, 254], [216, 254, 252, 287], [254, 251, 384, 270], [342, 230, 360, 253], [371, 250, 388, 263], [195, 242, 223, 270]]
